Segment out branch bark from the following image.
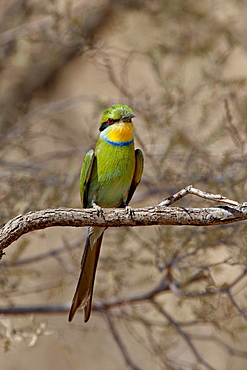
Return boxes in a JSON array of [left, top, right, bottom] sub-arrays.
[[1, 186, 247, 254], [0, 204, 247, 253]]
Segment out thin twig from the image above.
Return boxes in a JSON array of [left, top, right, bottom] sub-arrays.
[[1, 235, 84, 268], [168, 267, 247, 298], [190, 334, 247, 358], [0, 271, 206, 314], [226, 289, 247, 321], [159, 185, 240, 207], [104, 312, 142, 370], [152, 300, 217, 370], [224, 99, 245, 153]]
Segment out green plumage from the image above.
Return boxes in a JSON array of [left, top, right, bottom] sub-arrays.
[[86, 139, 135, 208], [100, 104, 133, 124], [68, 105, 144, 323]]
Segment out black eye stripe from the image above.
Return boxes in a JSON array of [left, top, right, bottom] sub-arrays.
[[99, 122, 108, 131], [99, 118, 119, 132]]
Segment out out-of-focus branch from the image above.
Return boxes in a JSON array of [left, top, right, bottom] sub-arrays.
[[0, 0, 112, 131], [190, 334, 247, 359], [169, 267, 247, 298], [152, 300, 216, 370], [1, 235, 84, 268], [0, 270, 214, 315], [226, 289, 247, 321], [1, 266, 246, 367], [104, 313, 142, 370]]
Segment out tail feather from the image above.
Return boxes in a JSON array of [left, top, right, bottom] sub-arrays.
[[68, 227, 105, 322]]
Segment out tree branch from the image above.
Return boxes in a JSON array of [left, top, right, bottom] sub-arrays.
[[104, 313, 142, 370], [0, 270, 211, 315], [0, 235, 84, 268], [152, 300, 217, 370], [1, 186, 247, 254], [190, 334, 247, 359]]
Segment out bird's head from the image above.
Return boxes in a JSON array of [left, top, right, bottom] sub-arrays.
[[99, 105, 135, 132]]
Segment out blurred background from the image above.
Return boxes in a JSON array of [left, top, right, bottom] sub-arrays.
[[1, 0, 247, 369]]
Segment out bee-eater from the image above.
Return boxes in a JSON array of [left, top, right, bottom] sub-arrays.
[[68, 104, 144, 322]]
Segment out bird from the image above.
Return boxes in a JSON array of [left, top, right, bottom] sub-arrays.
[[68, 104, 144, 323]]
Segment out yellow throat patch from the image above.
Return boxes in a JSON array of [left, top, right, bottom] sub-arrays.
[[107, 121, 133, 143]]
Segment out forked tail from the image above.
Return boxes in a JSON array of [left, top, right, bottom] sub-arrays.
[[68, 227, 105, 322]]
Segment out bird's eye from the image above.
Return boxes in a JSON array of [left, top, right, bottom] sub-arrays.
[[107, 118, 114, 124]]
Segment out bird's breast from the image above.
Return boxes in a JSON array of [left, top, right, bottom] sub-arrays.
[[88, 138, 135, 208]]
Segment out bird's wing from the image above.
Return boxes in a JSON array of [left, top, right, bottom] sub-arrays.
[[126, 149, 144, 205], [80, 149, 95, 208]]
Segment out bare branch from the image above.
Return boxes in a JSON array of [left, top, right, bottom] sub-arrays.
[[0, 271, 218, 315], [0, 305, 69, 315], [159, 185, 240, 207], [152, 300, 217, 370], [1, 235, 84, 268], [104, 313, 142, 370], [224, 99, 245, 153], [169, 267, 247, 298], [190, 334, 247, 359], [226, 289, 247, 321], [1, 201, 247, 253], [0, 0, 113, 130]]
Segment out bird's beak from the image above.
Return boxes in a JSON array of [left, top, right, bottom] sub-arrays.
[[121, 113, 136, 122]]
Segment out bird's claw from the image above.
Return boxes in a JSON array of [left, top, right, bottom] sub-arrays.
[[125, 205, 134, 217], [93, 202, 104, 217]]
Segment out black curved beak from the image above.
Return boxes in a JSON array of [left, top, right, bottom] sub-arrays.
[[121, 113, 136, 122]]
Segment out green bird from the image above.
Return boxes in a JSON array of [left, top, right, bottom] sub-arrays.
[[68, 104, 144, 322]]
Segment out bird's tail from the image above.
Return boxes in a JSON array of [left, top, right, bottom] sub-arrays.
[[68, 226, 106, 322]]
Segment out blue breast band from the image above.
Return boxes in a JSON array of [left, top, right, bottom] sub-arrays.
[[103, 137, 134, 147]]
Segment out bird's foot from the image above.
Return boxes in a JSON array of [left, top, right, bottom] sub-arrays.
[[93, 202, 104, 217], [125, 205, 134, 218]]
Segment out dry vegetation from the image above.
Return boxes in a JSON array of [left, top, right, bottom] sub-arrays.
[[1, 0, 247, 369]]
